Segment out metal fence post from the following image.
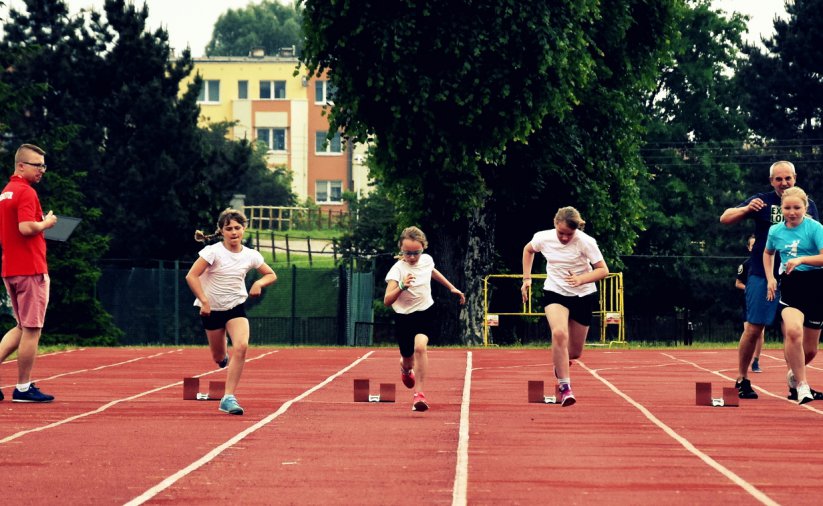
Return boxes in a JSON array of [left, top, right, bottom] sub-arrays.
[[174, 260, 180, 346], [290, 263, 297, 345], [158, 260, 164, 342]]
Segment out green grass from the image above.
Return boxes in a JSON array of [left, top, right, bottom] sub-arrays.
[[261, 251, 339, 269], [248, 228, 345, 240]]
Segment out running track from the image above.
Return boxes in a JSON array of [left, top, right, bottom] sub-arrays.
[[1, 347, 820, 505]]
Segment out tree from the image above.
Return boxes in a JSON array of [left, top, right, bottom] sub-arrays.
[[240, 142, 296, 206], [630, 0, 751, 322], [0, 0, 120, 342], [206, 1, 303, 57], [0, 0, 271, 341], [736, 0, 823, 197], [301, 0, 679, 343]]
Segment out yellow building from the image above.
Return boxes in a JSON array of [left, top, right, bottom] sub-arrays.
[[180, 48, 371, 211]]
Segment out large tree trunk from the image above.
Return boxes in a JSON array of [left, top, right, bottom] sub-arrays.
[[426, 202, 495, 345]]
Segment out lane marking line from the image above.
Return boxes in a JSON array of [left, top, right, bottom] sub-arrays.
[[578, 360, 781, 506], [1, 349, 182, 390], [452, 351, 472, 506], [0, 350, 278, 445], [663, 352, 823, 414], [124, 351, 374, 506]]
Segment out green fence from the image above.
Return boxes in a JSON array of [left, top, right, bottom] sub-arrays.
[[98, 260, 374, 346]]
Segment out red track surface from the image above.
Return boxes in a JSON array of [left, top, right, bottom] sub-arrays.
[[1, 347, 820, 505]]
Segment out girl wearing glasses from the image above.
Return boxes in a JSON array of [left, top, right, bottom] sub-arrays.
[[384, 226, 465, 412], [521, 207, 609, 406]]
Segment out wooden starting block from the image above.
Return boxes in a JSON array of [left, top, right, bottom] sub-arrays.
[[183, 377, 225, 401], [695, 382, 739, 407], [528, 380, 561, 404], [353, 379, 396, 403]]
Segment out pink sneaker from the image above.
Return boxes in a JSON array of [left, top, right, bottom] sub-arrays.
[[401, 367, 416, 389], [412, 392, 429, 412], [559, 384, 576, 407]]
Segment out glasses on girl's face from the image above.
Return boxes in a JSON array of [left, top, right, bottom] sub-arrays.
[[402, 250, 423, 257]]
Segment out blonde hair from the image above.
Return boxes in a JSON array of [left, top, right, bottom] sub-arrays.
[[15, 143, 45, 164], [194, 208, 248, 243], [554, 206, 586, 231], [781, 186, 808, 208]]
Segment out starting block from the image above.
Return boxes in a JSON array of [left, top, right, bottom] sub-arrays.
[[528, 380, 561, 404], [695, 382, 739, 407], [353, 379, 396, 403], [183, 377, 225, 401]]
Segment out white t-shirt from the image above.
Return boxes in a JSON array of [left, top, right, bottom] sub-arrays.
[[193, 243, 265, 311], [385, 253, 435, 314], [530, 229, 604, 297]]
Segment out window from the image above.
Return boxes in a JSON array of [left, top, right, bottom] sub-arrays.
[[315, 131, 342, 154], [256, 128, 287, 151], [197, 80, 220, 103], [260, 80, 286, 99], [238, 80, 248, 99], [316, 180, 343, 203], [314, 80, 336, 104]]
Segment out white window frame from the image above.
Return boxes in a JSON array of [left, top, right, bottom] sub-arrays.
[[198, 80, 220, 104], [315, 131, 342, 154], [238, 80, 248, 100], [315, 180, 343, 204], [314, 80, 336, 105], [260, 80, 287, 100], [256, 127, 287, 152]]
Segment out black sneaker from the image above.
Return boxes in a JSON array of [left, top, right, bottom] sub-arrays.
[[217, 354, 229, 368], [12, 383, 54, 403], [736, 378, 758, 399], [0, 388, 4, 401], [788, 387, 823, 401]]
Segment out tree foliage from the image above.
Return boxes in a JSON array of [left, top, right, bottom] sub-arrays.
[[206, 0, 303, 57], [0, 0, 272, 341], [1, 0, 266, 260], [301, 0, 679, 343], [736, 0, 823, 196], [238, 142, 296, 206], [631, 0, 751, 321]]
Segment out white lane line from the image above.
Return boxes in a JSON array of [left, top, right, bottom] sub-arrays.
[[577, 360, 780, 506], [662, 352, 823, 414], [124, 351, 375, 506], [1, 349, 183, 390], [2, 347, 87, 365], [452, 351, 472, 506], [0, 350, 279, 445]]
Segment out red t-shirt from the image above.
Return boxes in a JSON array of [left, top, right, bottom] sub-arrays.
[[0, 175, 48, 277]]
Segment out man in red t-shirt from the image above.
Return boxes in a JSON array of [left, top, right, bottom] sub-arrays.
[[0, 143, 58, 403]]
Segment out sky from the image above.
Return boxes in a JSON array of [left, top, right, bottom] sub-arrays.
[[1, 0, 788, 56]]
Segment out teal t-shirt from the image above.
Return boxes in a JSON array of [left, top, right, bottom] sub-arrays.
[[765, 217, 823, 274]]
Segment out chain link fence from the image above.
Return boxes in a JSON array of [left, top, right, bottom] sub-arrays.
[[98, 260, 375, 346]]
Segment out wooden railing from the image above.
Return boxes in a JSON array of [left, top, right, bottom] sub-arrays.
[[244, 205, 348, 231]]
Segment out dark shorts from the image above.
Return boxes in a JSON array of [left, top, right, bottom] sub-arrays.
[[778, 269, 823, 329], [200, 303, 247, 331], [394, 306, 435, 358], [541, 290, 598, 327]]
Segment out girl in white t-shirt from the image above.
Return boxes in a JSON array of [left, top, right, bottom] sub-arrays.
[[521, 207, 609, 407], [185, 209, 277, 415], [384, 226, 465, 412]]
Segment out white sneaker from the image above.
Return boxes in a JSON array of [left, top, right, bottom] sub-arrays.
[[797, 383, 814, 405], [787, 369, 798, 389]]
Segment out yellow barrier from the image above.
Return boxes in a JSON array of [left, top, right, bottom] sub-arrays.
[[482, 273, 626, 347]]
